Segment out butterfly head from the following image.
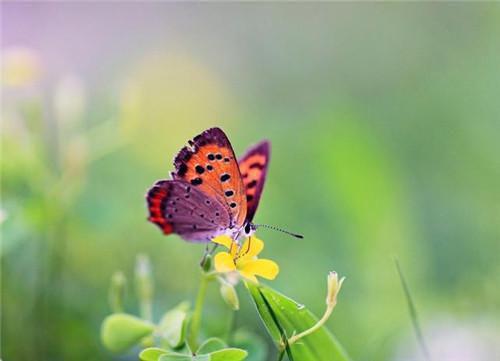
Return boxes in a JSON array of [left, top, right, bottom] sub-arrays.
[[244, 222, 257, 237]]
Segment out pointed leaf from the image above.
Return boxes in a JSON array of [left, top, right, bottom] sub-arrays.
[[197, 337, 227, 354], [159, 354, 194, 361], [247, 283, 350, 361], [101, 313, 155, 353], [140, 347, 169, 361], [209, 348, 248, 361]]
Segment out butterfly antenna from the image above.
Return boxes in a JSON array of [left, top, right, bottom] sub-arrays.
[[255, 224, 304, 239]]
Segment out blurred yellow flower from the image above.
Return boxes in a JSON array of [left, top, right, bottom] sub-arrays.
[[212, 235, 279, 283], [1, 46, 41, 87]]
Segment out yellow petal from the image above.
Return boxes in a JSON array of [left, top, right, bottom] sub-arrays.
[[239, 259, 279, 280], [212, 235, 233, 250], [214, 252, 236, 273], [238, 236, 264, 260], [239, 272, 258, 283]]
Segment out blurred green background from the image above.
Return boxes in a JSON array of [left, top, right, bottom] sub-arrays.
[[2, 3, 500, 361]]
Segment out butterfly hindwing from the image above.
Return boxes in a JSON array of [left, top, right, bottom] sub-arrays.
[[172, 128, 247, 229], [147, 180, 230, 242], [238, 140, 270, 222]]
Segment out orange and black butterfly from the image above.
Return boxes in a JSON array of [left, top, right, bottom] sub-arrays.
[[146, 127, 277, 242]]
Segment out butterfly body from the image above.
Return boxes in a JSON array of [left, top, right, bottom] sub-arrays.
[[146, 128, 269, 243]]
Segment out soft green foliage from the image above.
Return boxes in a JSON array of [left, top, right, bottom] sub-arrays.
[[101, 313, 155, 353], [231, 330, 267, 361], [247, 283, 350, 361], [101, 254, 350, 360], [101, 261, 253, 360]]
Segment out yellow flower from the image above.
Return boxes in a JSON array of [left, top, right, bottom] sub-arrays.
[[212, 235, 279, 283]]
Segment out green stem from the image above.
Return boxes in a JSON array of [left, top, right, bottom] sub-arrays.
[[224, 310, 236, 344], [287, 304, 334, 346], [395, 258, 432, 361], [188, 272, 210, 351]]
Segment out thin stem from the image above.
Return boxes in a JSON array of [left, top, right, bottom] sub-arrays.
[[224, 310, 236, 344], [277, 349, 286, 361], [287, 303, 334, 346], [395, 258, 432, 361], [188, 272, 210, 351]]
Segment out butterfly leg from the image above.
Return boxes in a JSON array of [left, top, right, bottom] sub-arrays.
[[209, 242, 218, 255], [199, 243, 219, 269], [199, 243, 210, 268]]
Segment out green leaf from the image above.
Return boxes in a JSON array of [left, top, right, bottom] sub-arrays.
[[159, 354, 194, 361], [232, 329, 267, 361], [193, 355, 210, 361], [247, 283, 350, 361], [101, 313, 155, 353], [158, 302, 190, 348], [209, 348, 248, 361], [197, 337, 227, 354], [140, 347, 169, 361]]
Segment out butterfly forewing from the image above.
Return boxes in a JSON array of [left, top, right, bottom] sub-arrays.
[[147, 180, 230, 242], [238, 141, 270, 222], [172, 128, 247, 229]]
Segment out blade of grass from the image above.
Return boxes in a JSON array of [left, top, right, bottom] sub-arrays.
[[257, 288, 294, 361], [394, 258, 432, 361]]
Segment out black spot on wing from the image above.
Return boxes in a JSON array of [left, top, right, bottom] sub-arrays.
[[249, 162, 264, 169], [178, 163, 188, 177], [191, 178, 203, 186], [247, 180, 257, 189]]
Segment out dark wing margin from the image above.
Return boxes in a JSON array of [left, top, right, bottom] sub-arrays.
[[146, 179, 230, 242], [238, 140, 270, 222]]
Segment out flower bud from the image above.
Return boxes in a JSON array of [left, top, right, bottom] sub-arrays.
[[135, 254, 153, 320], [2, 46, 41, 87], [326, 271, 345, 308], [202, 254, 212, 272], [0, 208, 7, 224], [219, 278, 240, 311], [109, 271, 126, 313], [53, 73, 86, 127]]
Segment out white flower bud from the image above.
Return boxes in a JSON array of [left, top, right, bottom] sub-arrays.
[[219, 278, 240, 311], [53, 74, 86, 127], [326, 271, 345, 308]]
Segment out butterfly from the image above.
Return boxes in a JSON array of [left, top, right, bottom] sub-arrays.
[[146, 127, 272, 242]]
